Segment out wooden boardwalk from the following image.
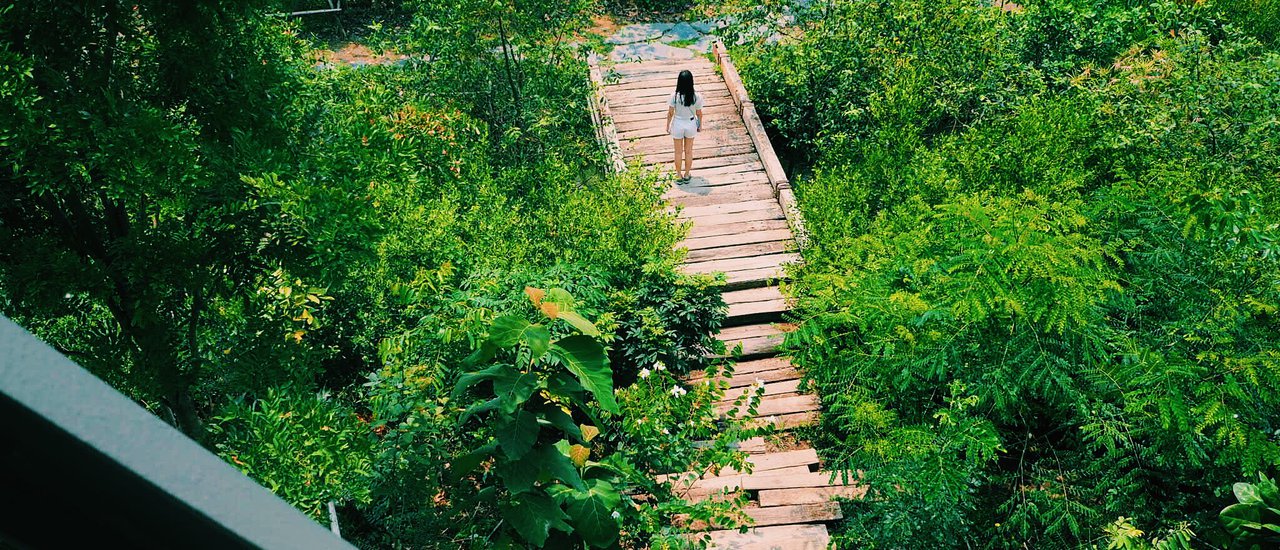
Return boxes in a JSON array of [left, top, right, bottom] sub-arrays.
[[590, 44, 857, 549]]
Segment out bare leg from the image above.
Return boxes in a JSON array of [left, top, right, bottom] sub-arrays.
[[673, 138, 685, 178], [683, 137, 695, 178]]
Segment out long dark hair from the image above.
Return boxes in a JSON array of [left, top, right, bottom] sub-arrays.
[[675, 70, 695, 107]]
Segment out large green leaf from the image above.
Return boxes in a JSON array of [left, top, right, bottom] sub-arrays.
[[453, 364, 508, 397], [498, 456, 540, 494], [549, 335, 618, 414], [490, 315, 532, 347], [494, 370, 540, 414], [535, 402, 583, 442], [522, 324, 552, 361], [564, 479, 622, 548], [501, 492, 573, 547], [1237, 482, 1264, 505], [448, 442, 497, 481], [558, 311, 600, 337], [497, 410, 539, 459], [459, 397, 501, 425], [1222, 503, 1265, 538], [540, 441, 586, 490], [1256, 474, 1280, 506]]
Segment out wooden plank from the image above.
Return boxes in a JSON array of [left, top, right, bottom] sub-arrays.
[[709, 449, 818, 478], [721, 266, 788, 289], [650, 152, 762, 171], [608, 100, 739, 118], [691, 470, 851, 494], [604, 74, 722, 91], [724, 286, 785, 306], [719, 323, 789, 342], [623, 134, 753, 155], [664, 170, 773, 187], [607, 95, 738, 115], [616, 117, 742, 137], [624, 144, 758, 163], [671, 185, 776, 209], [680, 229, 793, 251], [685, 502, 842, 530], [606, 64, 718, 79], [614, 86, 734, 100], [720, 366, 802, 389], [688, 357, 792, 382], [652, 160, 766, 178], [687, 219, 790, 240], [684, 253, 799, 275], [610, 105, 738, 124], [758, 486, 867, 507], [703, 524, 830, 550], [748, 411, 819, 430], [686, 209, 788, 231], [719, 333, 785, 358], [679, 199, 781, 220], [736, 437, 767, 454], [720, 378, 803, 403], [718, 394, 819, 417], [606, 58, 716, 72], [725, 296, 790, 322]]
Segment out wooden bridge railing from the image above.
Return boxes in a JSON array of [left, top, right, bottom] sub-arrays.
[[711, 40, 810, 249]]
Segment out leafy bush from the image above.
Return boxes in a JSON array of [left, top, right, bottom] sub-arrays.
[[210, 386, 375, 520]]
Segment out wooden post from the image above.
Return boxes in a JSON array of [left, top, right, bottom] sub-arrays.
[[710, 40, 810, 249]]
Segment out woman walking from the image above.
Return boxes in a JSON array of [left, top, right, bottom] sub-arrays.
[[666, 70, 704, 182]]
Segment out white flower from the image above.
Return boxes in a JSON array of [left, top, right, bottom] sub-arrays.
[[768, 416, 779, 425], [639, 368, 651, 379], [637, 418, 645, 425], [655, 361, 666, 371], [611, 510, 621, 519], [754, 378, 765, 388], [662, 428, 670, 435], [670, 385, 687, 397]]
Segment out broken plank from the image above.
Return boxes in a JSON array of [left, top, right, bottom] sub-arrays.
[[717, 394, 819, 417]]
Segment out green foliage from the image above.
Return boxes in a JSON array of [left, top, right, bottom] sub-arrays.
[[1220, 473, 1280, 549], [451, 289, 626, 548], [724, 0, 1280, 546], [210, 385, 375, 520]]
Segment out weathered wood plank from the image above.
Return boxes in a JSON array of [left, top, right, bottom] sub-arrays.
[[616, 117, 741, 137], [718, 394, 819, 417], [748, 411, 819, 430], [724, 286, 786, 305], [685, 502, 842, 531], [719, 378, 803, 402], [719, 366, 802, 389], [604, 74, 722, 91], [624, 144, 758, 163], [623, 133, 753, 154], [687, 219, 790, 240], [686, 209, 788, 231], [650, 152, 763, 171], [718, 333, 785, 358], [613, 86, 734, 101], [719, 323, 790, 342], [680, 229, 793, 251], [721, 266, 789, 289], [725, 296, 790, 322], [670, 185, 776, 209], [702, 524, 831, 550], [758, 486, 867, 507], [684, 253, 799, 275], [610, 105, 739, 124], [678, 199, 781, 220], [608, 95, 738, 115], [665, 170, 773, 187]]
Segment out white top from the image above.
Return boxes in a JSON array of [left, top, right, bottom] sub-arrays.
[[668, 92, 704, 119]]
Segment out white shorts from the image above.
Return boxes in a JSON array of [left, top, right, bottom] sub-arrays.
[[670, 117, 699, 139]]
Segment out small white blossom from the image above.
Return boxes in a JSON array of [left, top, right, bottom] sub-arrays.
[[655, 361, 666, 371], [639, 368, 651, 379], [662, 428, 670, 435], [670, 385, 687, 397], [754, 378, 765, 388], [610, 510, 621, 519], [768, 416, 779, 425]]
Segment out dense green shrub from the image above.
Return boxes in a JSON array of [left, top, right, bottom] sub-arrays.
[[726, 0, 1280, 546]]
